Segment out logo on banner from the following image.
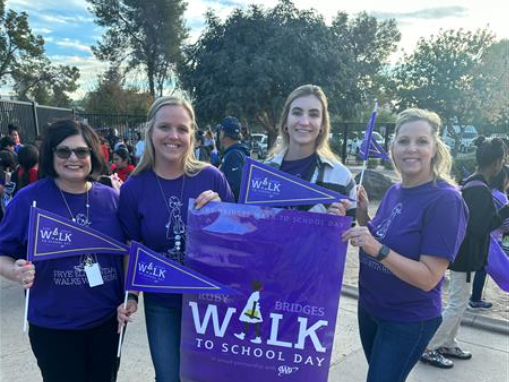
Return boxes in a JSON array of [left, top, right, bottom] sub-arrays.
[[27, 206, 128, 261], [238, 157, 353, 207], [39, 226, 73, 246], [187, 282, 329, 371], [125, 242, 237, 294]]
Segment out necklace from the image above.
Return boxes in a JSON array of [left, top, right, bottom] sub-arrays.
[[58, 182, 90, 225], [155, 172, 186, 256]]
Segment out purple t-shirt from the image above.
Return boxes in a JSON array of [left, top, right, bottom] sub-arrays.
[[359, 180, 468, 322], [0, 178, 125, 330], [280, 154, 317, 180], [118, 166, 234, 305]]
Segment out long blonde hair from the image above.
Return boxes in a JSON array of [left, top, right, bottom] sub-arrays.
[[132, 96, 207, 176], [270, 84, 339, 162], [392, 108, 455, 185]]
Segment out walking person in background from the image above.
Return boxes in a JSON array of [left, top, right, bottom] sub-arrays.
[[468, 165, 509, 310], [111, 146, 135, 182], [219, 116, 250, 201], [265, 84, 356, 216], [422, 136, 508, 369], [0, 120, 126, 382], [8, 123, 22, 153], [116, 96, 233, 382], [0, 149, 18, 221], [343, 108, 468, 382], [13, 144, 39, 194]]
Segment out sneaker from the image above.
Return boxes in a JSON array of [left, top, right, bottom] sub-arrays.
[[234, 332, 245, 340], [250, 336, 262, 344], [437, 346, 472, 360], [468, 300, 493, 310], [420, 351, 454, 369]]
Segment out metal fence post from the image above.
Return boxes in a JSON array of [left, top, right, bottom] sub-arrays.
[[32, 100, 40, 137], [341, 122, 349, 164]]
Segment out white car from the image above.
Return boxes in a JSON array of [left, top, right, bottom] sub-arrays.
[[251, 133, 268, 159], [348, 131, 385, 155]]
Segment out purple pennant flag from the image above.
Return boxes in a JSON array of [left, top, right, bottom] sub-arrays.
[[357, 101, 389, 161], [124, 241, 237, 295], [180, 201, 351, 382], [27, 206, 128, 262], [238, 157, 354, 207], [486, 237, 509, 293]]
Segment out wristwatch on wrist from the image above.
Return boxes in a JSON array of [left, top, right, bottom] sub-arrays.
[[375, 244, 390, 261]]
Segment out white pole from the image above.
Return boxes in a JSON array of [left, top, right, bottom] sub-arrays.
[[358, 159, 368, 188], [116, 291, 129, 358], [23, 200, 36, 333]]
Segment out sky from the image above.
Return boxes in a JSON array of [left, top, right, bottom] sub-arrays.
[[5, 0, 509, 99]]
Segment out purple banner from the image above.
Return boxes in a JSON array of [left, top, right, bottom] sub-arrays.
[[486, 237, 509, 293], [27, 206, 128, 262], [238, 157, 353, 207], [181, 202, 351, 382], [125, 241, 237, 295]]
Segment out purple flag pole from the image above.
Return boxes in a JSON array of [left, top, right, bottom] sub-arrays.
[[358, 100, 378, 188], [116, 291, 129, 358], [23, 201, 37, 333]]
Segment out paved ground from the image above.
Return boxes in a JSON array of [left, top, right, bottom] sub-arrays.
[[1, 277, 508, 382]]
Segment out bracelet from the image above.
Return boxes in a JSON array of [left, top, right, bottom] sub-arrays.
[[127, 292, 139, 303]]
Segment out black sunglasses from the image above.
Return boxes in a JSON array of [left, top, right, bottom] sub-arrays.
[[53, 146, 92, 159]]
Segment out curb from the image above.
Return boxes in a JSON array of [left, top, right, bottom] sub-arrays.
[[341, 284, 509, 336]]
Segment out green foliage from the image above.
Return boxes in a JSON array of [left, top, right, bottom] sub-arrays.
[[179, 0, 400, 146], [382, 159, 395, 170], [0, 0, 79, 106], [82, 66, 153, 114], [88, 0, 188, 97], [452, 156, 477, 183], [367, 158, 379, 169], [393, 28, 504, 127]]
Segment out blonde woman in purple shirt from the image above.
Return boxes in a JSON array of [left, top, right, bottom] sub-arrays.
[[342, 109, 468, 382], [116, 96, 233, 382]]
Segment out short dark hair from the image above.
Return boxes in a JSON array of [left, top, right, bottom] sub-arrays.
[[0, 136, 15, 150], [18, 144, 39, 170], [114, 147, 130, 162], [39, 120, 105, 180], [0, 149, 18, 170]]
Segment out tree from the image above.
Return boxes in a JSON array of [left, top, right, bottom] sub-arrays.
[[180, 0, 400, 147], [393, 28, 505, 154], [83, 65, 153, 115], [0, 0, 79, 106], [88, 0, 188, 97], [12, 59, 80, 107], [0, 0, 44, 85]]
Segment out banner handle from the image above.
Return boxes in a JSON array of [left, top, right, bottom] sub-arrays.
[[358, 160, 368, 189], [23, 200, 37, 333], [116, 291, 129, 358]]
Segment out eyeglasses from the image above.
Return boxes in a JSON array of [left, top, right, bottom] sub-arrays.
[[53, 146, 92, 159]]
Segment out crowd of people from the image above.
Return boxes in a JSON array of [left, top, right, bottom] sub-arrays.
[[0, 85, 507, 382]]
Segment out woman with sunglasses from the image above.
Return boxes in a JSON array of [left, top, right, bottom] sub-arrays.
[[0, 120, 126, 382], [116, 96, 233, 382]]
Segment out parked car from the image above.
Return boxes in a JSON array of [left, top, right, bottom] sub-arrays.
[[442, 125, 478, 153], [251, 133, 268, 159], [347, 131, 385, 156]]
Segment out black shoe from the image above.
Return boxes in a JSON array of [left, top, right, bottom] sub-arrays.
[[437, 346, 472, 360], [420, 351, 454, 369], [468, 300, 493, 311]]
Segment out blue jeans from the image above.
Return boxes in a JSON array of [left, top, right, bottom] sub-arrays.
[[144, 294, 182, 382], [358, 304, 442, 382]]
